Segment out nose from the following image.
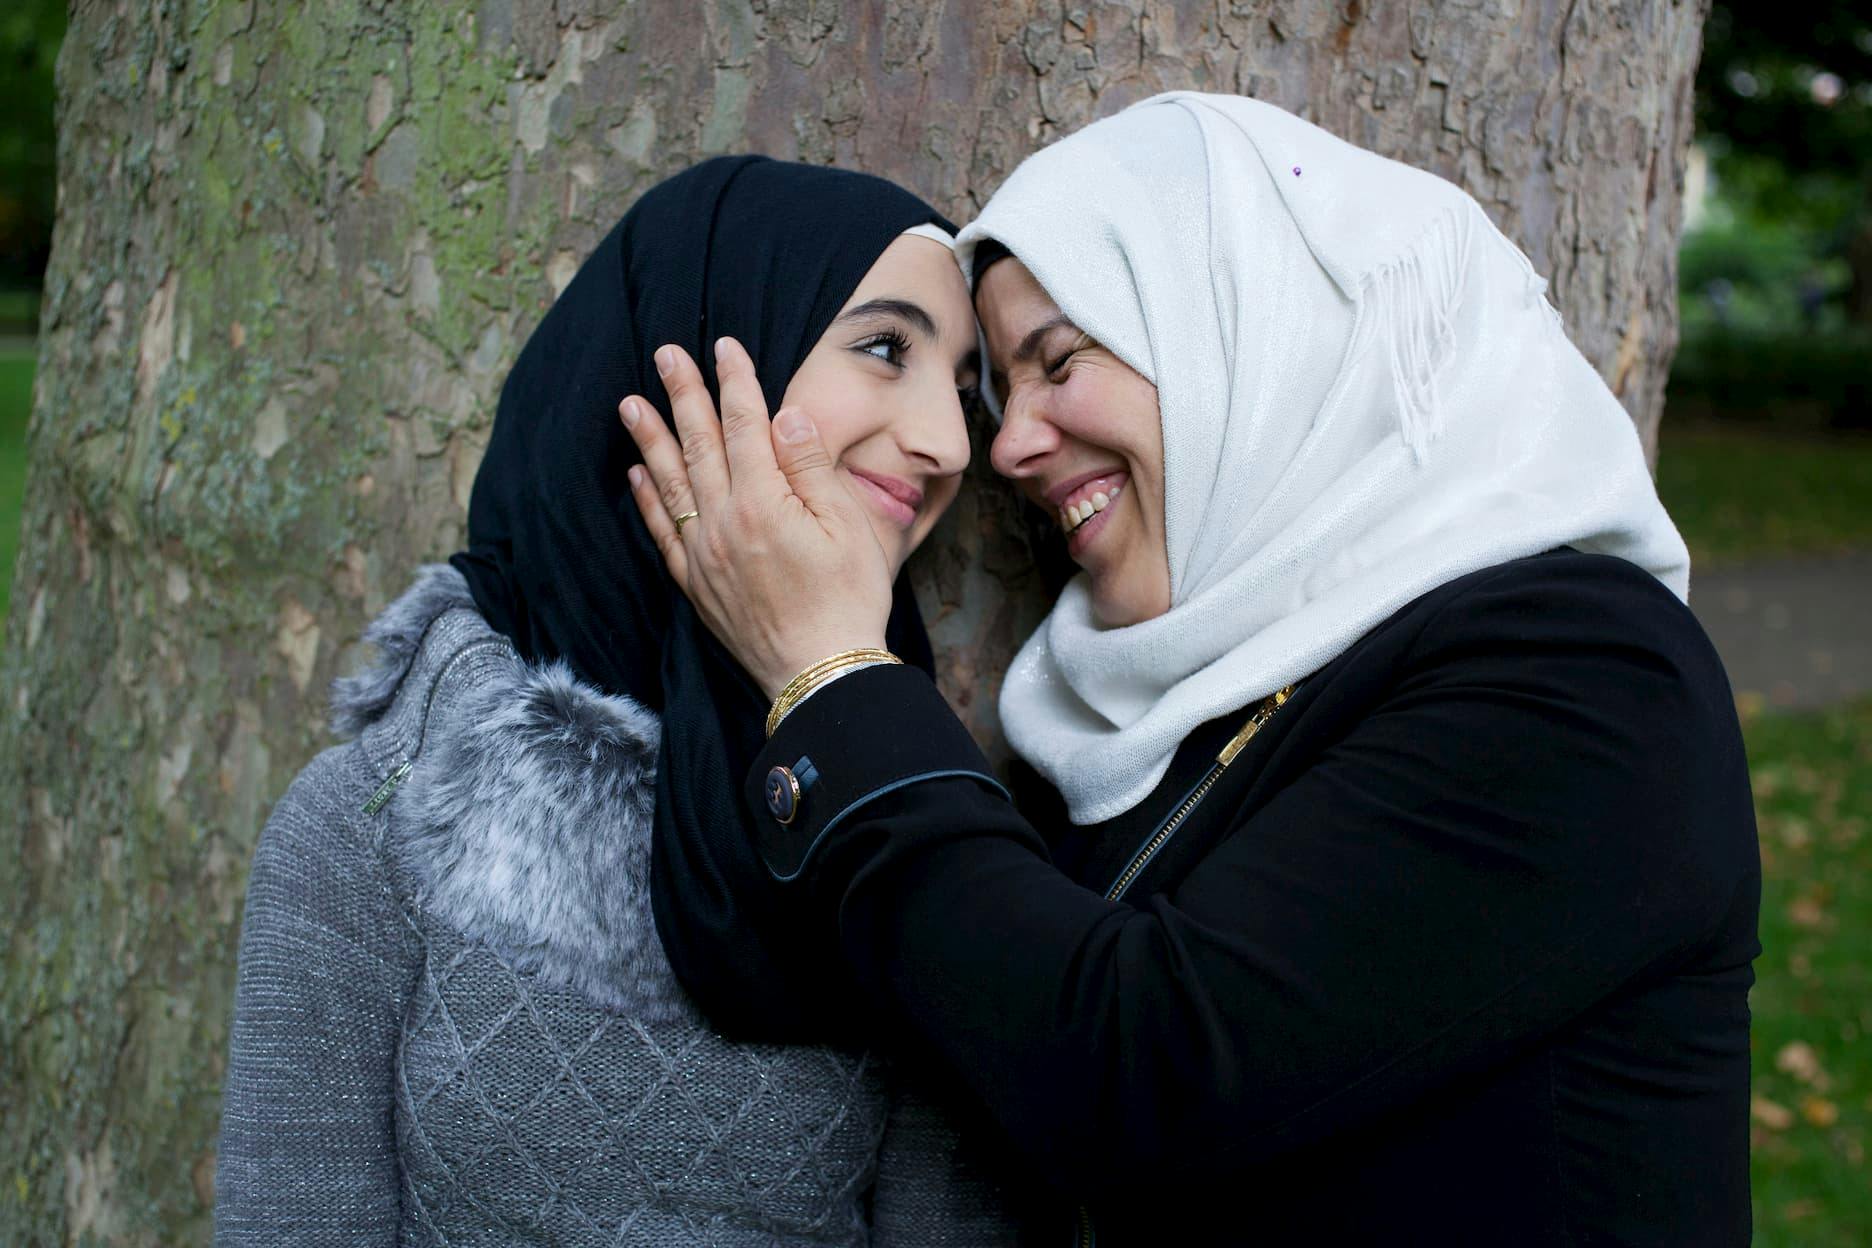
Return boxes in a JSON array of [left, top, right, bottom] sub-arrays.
[[900, 383, 973, 477], [989, 389, 1058, 480]]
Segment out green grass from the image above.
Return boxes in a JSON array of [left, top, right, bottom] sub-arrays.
[[1656, 424, 1872, 1238], [1746, 698, 1872, 1246], [1657, 424, 1872, 566], [0, 343, 33, 623]]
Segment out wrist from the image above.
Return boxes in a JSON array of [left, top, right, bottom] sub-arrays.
[[760, 635, 889, 701], [765, 648, 900, 736]]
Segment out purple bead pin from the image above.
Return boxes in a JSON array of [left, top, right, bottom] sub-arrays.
[[1293, 166, 1302, 176]]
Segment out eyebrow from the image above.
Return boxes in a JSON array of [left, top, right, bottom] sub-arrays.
[[1011, 314, 1078, 365], [835, 297, 938, 341]]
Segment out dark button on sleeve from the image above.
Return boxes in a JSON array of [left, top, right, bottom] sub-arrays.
[[764, 765, 802, 824], [746, 663, 1007, 882]]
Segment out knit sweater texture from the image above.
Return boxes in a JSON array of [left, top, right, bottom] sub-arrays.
[[214, 566, 1014, 1246]]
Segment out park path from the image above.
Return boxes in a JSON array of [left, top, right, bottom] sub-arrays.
[[1690, 550, 1872, 711]]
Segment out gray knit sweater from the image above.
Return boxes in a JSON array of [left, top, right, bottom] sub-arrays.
[[214, 567, 1015, 1246]]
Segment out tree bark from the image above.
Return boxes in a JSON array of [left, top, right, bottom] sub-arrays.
[[1, 0, 1705, 1240]]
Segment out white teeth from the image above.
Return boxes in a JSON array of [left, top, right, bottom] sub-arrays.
[[1058, 481, 1125, 534]]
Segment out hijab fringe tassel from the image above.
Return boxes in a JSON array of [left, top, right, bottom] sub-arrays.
[[1359, 203, 1471, 461]]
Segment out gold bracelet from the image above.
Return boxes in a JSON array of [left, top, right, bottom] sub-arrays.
[[768, 659, 890, 734], [766, 649, 899, 736], [766, 648, 900, 737], [772, 648, 897, 709]]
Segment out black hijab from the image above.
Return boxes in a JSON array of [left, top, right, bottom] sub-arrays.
[[452, 156, 955, 1038]]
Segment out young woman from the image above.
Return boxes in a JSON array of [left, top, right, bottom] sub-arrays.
[[623, 97, 1759, 1245], [213, 155, 1008, 1246]]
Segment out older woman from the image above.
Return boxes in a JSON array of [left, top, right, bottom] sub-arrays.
[[623, 96, 1757, 1245]]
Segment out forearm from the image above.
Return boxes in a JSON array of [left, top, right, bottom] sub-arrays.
[[746, 666, 1245, 1191], [738, 643, 1745, 1197]]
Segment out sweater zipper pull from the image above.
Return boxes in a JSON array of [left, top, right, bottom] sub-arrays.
[[362, 760, 413, 814]]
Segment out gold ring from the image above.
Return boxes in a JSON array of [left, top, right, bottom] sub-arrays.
[[673, 510, 700, 535]]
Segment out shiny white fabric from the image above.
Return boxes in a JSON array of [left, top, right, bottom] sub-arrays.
[[901, 222, 963, 266], [956, 92, 1690, 825]]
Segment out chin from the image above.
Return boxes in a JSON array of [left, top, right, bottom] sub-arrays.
[[1089, 576, 1168, 629]]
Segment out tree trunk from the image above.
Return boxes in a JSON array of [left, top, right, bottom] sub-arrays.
[[1, 1, 1705, 1240]]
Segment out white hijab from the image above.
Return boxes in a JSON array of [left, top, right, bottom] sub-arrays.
[[956, 92, 1690, 825]]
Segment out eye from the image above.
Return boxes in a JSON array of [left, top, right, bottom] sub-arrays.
[[856, 328, 912, 368], [1044, 333, 1091, 381], [957, 382, 981, 408]]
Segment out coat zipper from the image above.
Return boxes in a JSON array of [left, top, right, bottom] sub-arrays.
[[1075, 684, 1293, 1247], [359, 637, 511, 815], [1103, 685, 1291, 904], [362, 760, 413, 814]]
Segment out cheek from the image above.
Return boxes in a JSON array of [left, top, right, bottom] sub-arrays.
[[1090, 376, 1163, 491], [1053, 388, 1137, 467], [785, 379, 872, 462]]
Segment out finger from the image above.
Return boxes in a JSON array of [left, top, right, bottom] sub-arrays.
[[770, 408, 854, 520], [713, 336, 784, 490], [618, 396, 702, 544], [625, 460, 693, 592], [655, 344, 731, 513]]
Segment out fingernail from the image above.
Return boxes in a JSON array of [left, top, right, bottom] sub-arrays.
[[627, 465, 643, 488], [655, 346, 674, 377], [775, 408, 812, 444], [620, 398, 640, 428], [713, 337, 731, 365]]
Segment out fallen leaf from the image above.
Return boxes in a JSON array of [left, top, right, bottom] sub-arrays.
[[1787, 894, 1828, 928], [1775, 1040, 1828, 1088], [1800, 1096, 1839, 1128], [1753, 1095, 1795, 1130]]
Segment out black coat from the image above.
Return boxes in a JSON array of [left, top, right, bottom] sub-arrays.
[[660, 550, 1759, 1246]]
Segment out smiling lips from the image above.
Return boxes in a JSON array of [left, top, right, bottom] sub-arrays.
[[848, 464, 1126, 539], [847, 468, 923, 528], [1048, 471, 1129, 536]]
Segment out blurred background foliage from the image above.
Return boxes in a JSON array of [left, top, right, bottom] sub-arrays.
[[0, 2, 1864, 1243], [0, 0, 63, 331], [0, 0, 62, 621], [1672, 0, 1872, 430]]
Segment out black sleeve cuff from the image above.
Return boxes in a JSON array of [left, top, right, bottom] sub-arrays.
[[746, 663, 1008, 882]]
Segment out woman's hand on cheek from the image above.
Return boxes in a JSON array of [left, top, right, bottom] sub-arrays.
[[619, 336, 895, 699]]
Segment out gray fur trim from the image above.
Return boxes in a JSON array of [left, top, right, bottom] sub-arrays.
[[329, 563, 479, 738], [392, 655, 685, 1020]]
